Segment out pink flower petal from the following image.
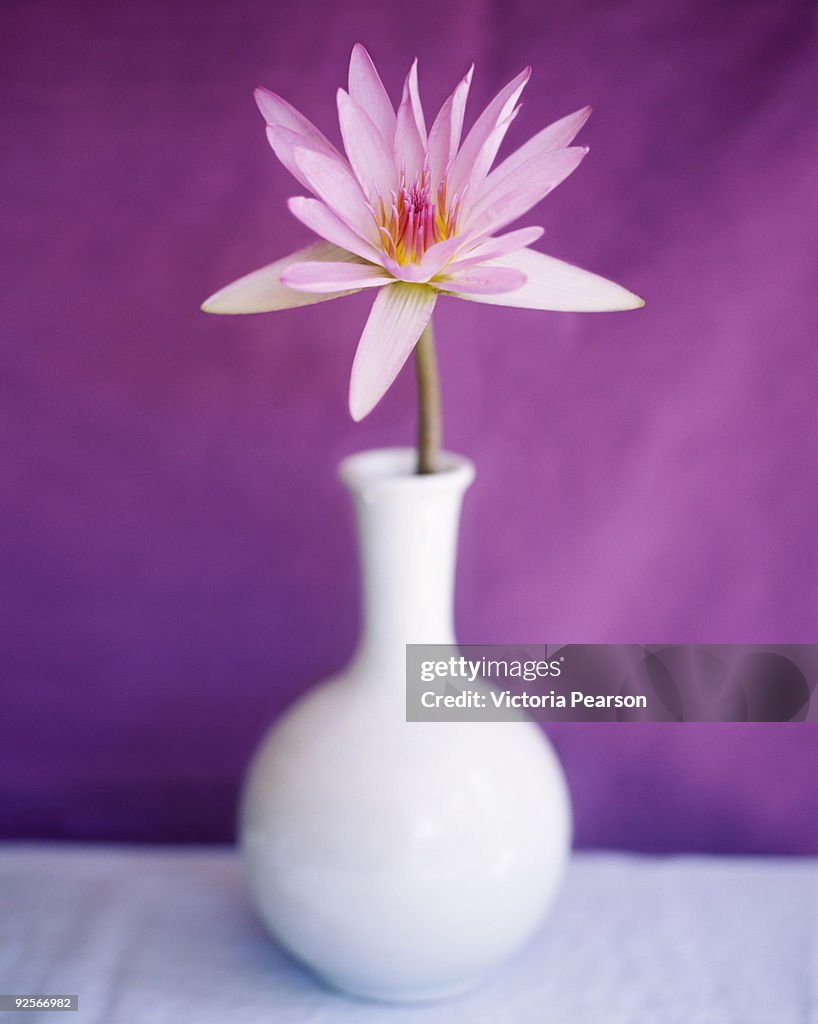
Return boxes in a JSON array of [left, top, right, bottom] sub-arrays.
[[348, 44, 397, 145], [477, 106, 591, 205], [287, 196, 381, 263], [349, 283, 437, 420], [264, 124, 347, 194], [406, 59, 427, 143], [438, 265, 527, 295], [290, 145, 378, 243], [379, 235, 465, 283], [417, 235, 468, 277], [447, 67, 530, 196], [254, 87, 340, 157], [281, 261, 394, 293], [459, 104, 521, 206], [200, 242, 362, 314], [337, 89, 397, 200], [452, 248, 645, 311], [447, 226, 544, 271], [529, 105, 592, 150], [466, 146, 588, 236], [395, 61, 426, 179], [427, 65, 473, 188]]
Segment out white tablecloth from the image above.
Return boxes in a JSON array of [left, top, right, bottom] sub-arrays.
[[0, 844, 815, 1023]]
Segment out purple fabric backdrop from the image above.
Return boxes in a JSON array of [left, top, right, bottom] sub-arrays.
[[2, 0, 816, 851]]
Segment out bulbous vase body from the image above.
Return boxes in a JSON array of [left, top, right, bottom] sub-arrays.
[[240, 448, 571, 1002]]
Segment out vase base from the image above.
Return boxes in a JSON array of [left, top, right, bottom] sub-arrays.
[[315, 968, 486, 1004]]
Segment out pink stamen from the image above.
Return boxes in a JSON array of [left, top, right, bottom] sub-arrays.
[[369, 165, 461, 265]]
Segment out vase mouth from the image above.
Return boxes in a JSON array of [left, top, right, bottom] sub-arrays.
[[339, 447, 475, 495]]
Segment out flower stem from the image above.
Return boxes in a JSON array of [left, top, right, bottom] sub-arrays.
[[414, 319, 441, 475]]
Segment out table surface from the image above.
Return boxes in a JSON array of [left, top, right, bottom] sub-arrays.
[[0, 844, 815, 1023]]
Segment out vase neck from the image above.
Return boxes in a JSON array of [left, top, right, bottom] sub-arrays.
[[340, 449, 474, 672]]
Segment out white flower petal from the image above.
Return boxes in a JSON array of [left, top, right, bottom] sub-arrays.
[[449, 248, 645, 311], [447, 226, 544, 271], [349, 283, 437, 420], [439, 265, 527, 295], [282, 261, 393, 293], [200, 243, 362, 314], [348, 44, 397, 144]]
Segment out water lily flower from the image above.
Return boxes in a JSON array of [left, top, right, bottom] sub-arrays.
[[202, 45, 643, 423]]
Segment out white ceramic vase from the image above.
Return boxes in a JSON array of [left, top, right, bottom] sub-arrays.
[[240, 448, 571, 1002]]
